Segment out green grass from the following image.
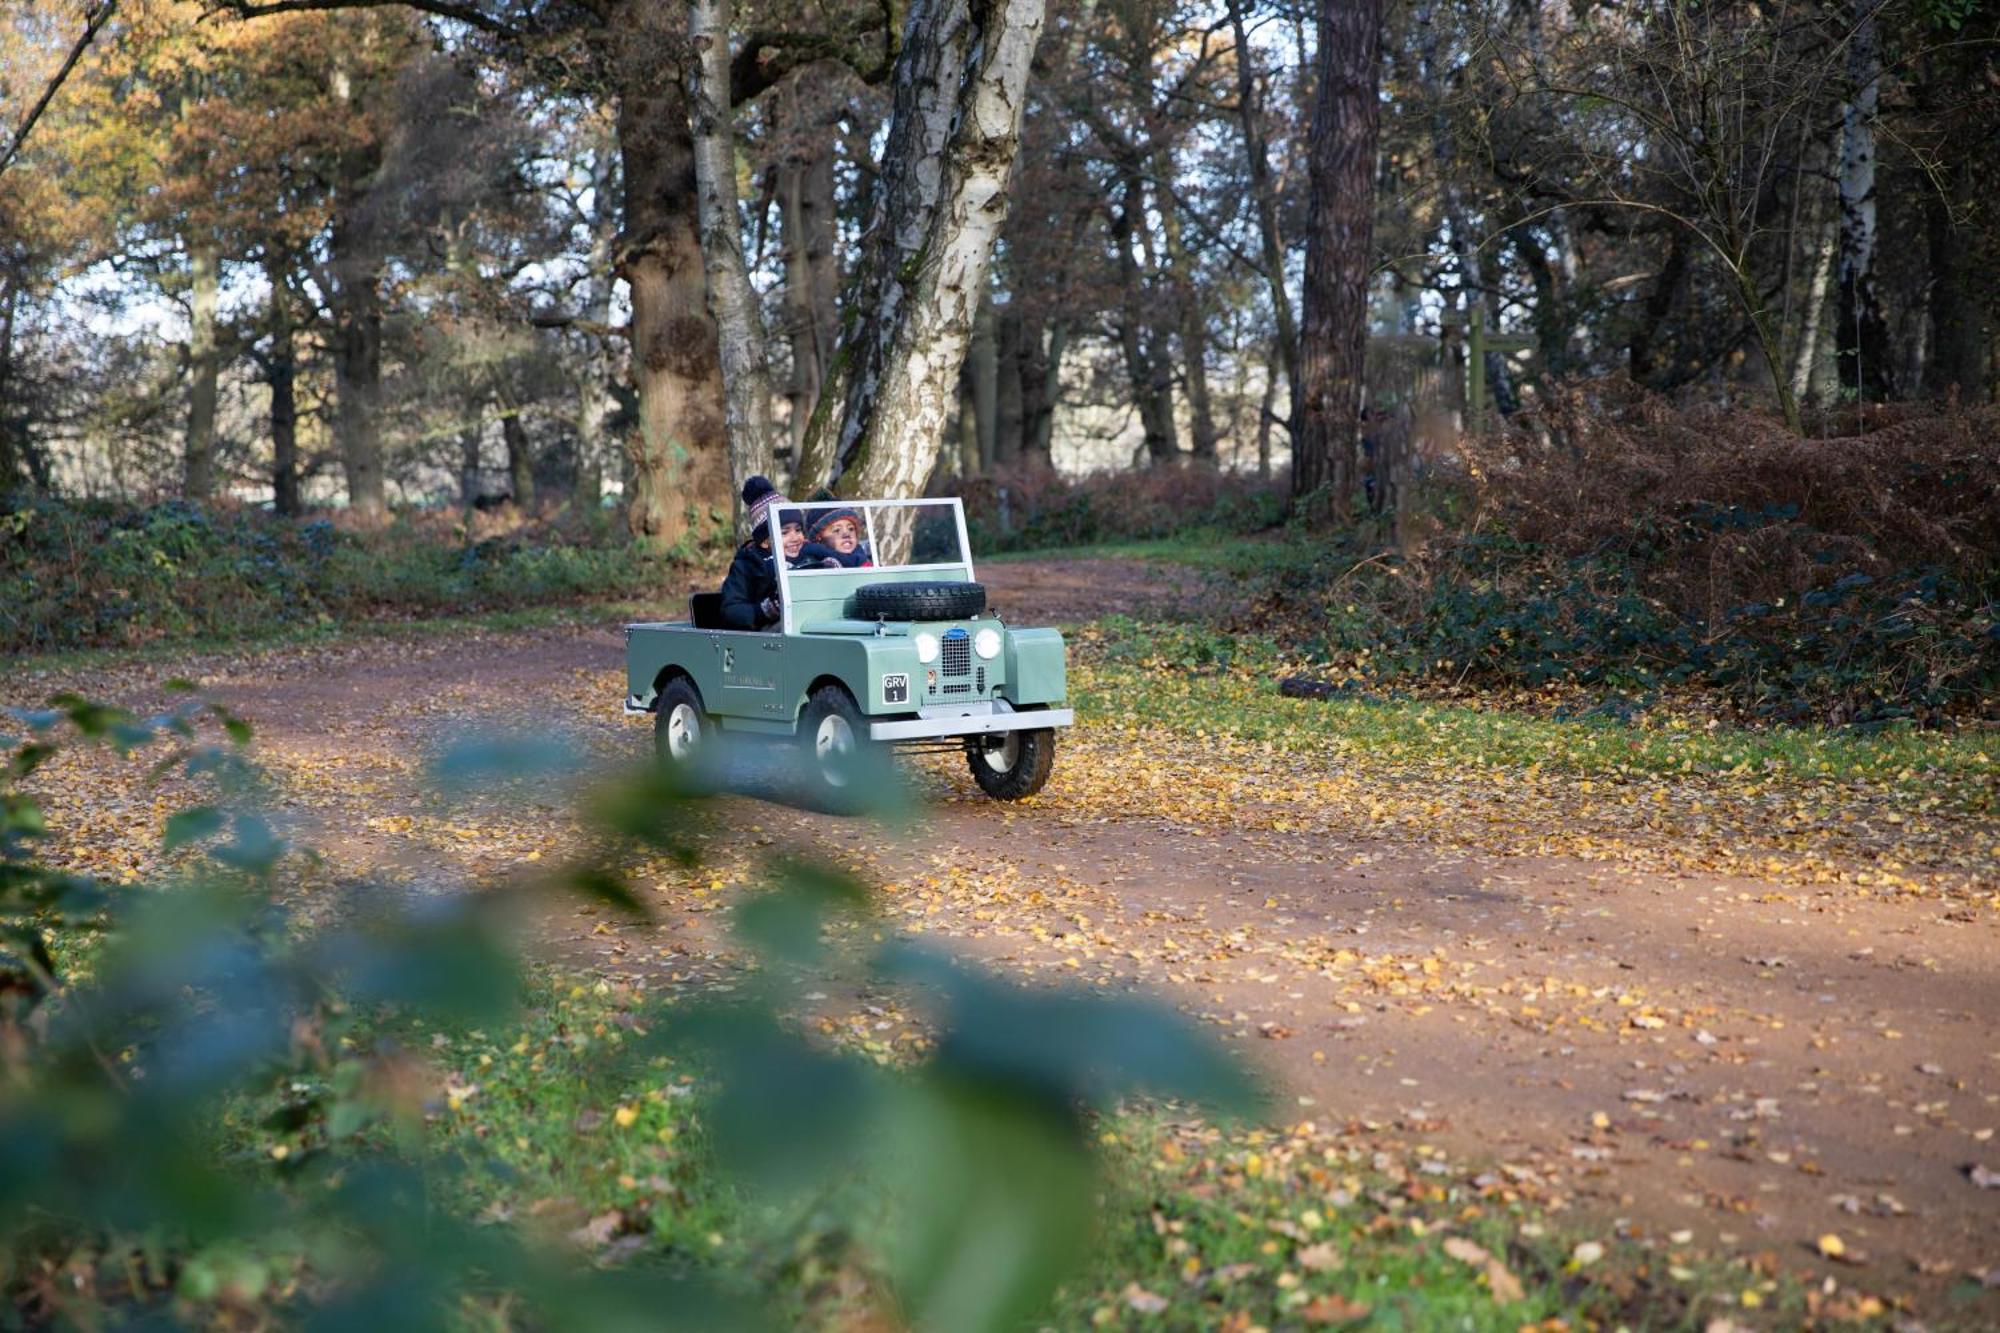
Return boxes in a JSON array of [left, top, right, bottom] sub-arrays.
[[1074, 619, 1998, 807], [214, 978, 1844, 1331]]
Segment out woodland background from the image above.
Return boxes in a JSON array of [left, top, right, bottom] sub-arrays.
[[3, 0, 1998, 718]]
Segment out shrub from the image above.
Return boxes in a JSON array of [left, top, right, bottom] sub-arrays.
[[939, 465, 1285, 552], [1252, 384, 2000, 723], [0, 501, 679, 654]]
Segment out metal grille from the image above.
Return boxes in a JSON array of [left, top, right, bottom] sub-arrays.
[[976, 667, 986, 693], [943, 682, 972, 695], [941, 634, 971, 678]]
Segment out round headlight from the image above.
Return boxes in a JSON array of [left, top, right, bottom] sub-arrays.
[[973, 628, 1002, 660], [914, 632, 940, 664]]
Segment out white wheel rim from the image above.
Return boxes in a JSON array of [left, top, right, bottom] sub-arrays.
[[815, 713, 855, 787], [666, 702, 700, 760], [980, 733, 1020, 773]]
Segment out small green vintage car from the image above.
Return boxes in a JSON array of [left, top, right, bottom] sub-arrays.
[[623, 498, 1072, 804]]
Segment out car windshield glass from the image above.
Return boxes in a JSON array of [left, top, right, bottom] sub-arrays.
[[778, 499, 968, 573]]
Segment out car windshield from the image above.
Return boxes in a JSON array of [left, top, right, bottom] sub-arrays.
[[775, 498, 970, 574]]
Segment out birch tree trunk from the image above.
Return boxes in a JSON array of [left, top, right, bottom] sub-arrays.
[[796, 0, 1048, 517], [1294, 0, 1384, 522], [1790, 206, 1836, 409], [573, 128, 618, 511], [614, 9, 730, 550], [686, 0, 778, 511], [1227, 0, 1298, 421], [184, 241, 220, 500], [1836, 0, 1891, 401]]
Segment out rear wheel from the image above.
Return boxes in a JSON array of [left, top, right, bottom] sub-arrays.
[[966, 727, 1055, 800], [799, 684, 875, 812], [654, 677, 719, 790]]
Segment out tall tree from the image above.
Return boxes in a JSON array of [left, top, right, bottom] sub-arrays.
[[795, 0, 1048, 510], [1836, 0, 1891, 400], [1294, 0, 1384, 521]]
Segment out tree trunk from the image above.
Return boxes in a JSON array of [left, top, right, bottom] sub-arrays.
[[1020, 315, 1062, 472], [1154, 172, 1217, 465], [1294, 0, 1384, 522], [185, 241, 220, 501], [1257, 336, 1278, 481], [778, 86, 840, 469], [1790, 205, 1837, 409], [802, 0, 1048, 521], [687, 0, 779, 511], [1836, 0, 1891, 401], [265, 260, 301, 516], [1628, 229, 1688, 382], [573, 129, 618, 512], [969, 292, 999, 472], [502, 406, 536, 512], [329, 216, 387, 523], [459, 423, 482, 512], [1924, 164, 1984, 401], [1113, 169, 1179, 465], [1228, 0, 1299, 428], [0, 277, 21, 499], [615, 13, 730, 549], [995, 302, 1025, 467]]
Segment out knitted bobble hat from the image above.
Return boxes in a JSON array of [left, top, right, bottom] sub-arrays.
[[809, 505, 861, 541], [742, 475, 788, 536]]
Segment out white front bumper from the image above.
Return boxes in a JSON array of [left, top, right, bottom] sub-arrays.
[[869, 706, 1073, 742]]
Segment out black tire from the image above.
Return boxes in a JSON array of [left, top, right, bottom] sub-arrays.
[[798, 684, 877, 813], [966, 727, 1055, 801], [851, 580, 987, 621], [654, 677, 721, 790]]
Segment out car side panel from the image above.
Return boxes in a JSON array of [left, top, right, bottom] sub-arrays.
[[1002, 628, 1066, 706], [624, 625, 726, 715]]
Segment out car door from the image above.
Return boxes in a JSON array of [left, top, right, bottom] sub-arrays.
[[715, 631, 786, 722]]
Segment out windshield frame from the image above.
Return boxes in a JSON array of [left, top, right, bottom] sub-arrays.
[[769, 497, 974, 633]]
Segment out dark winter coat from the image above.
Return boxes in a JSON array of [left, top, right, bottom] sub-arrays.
[[719, 542, 780, 630]]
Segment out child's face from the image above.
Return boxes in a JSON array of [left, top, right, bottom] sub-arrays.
[[781, 523, 806, 558], [823, 518, 860, 553]]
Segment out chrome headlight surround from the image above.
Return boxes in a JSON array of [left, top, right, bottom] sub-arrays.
[[973, 627, 1002, 660], [914, 631, 941, 664]]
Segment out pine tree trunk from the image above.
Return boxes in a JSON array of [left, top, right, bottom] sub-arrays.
[[615, 14, 730, 549], [1836, 0, 1892, 401], [266, 262, 301, 517], [687, 0, 779, 510], [185, 241, 220, 501], [802, 0, 1048, 521], [1228, 0, 1299, 421], [1294, 0, 1384, 522]]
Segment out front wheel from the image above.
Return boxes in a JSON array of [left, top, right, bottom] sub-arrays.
[[966, 727, 1055, 801], [798, 684, 876, 812]]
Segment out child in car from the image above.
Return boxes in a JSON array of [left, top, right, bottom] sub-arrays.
[[807, 505, 872, 567], [721, 500, 840, 630]]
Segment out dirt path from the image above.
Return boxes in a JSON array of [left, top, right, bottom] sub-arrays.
[[12, 556, 1999, 1318]]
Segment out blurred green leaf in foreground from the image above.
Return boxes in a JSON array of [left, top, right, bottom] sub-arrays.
[[0, 700, 1251, 1329]]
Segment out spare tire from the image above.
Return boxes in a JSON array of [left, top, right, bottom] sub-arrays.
[[852, 580, 988, 621]]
